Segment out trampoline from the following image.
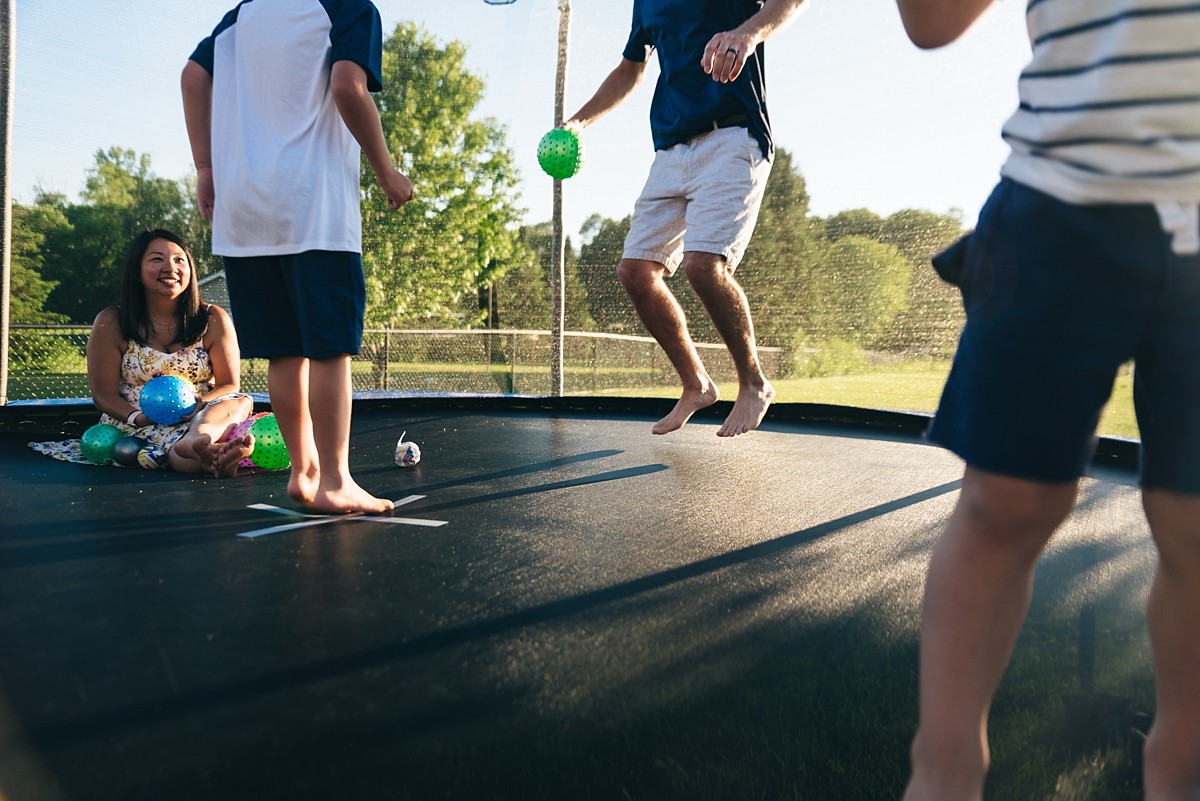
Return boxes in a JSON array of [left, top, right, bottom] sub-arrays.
[[0, 396, 1155, 801]]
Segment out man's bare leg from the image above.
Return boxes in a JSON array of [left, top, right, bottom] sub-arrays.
[[683, 252, 774, 436], [903, 468, 1077, 801], [617, 258, 719, 434], [306, 355, 392, 514]]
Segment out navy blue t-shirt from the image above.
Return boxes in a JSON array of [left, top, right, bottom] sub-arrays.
[[623, 0, 771, 160]]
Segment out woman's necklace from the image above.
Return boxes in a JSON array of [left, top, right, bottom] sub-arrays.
[[148, 315, 177, 345]]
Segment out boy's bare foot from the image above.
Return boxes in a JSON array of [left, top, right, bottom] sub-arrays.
[[287, 467, 320, 506], [307, 479, 394, 515], [652, 384, 720, 435], [717, 379, 774, 437], [212, 434, 254, 478]]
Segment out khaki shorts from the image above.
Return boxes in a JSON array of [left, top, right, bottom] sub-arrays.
[[623, 126, 773, 274]]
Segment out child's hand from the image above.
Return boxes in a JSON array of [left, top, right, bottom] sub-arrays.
[[378, 168, 415, 210]]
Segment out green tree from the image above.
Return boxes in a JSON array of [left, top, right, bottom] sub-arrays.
[[494, 222, 595, 331], [9, 200, 71, 324], [577, 214, 633, 333], [878, 208, 965, 356], [736, 148, 825, 351], [39, 148, 197, 322], [362, 22, 526, 328], [491, 226, 550, 330], [806, 235, 912, 347]]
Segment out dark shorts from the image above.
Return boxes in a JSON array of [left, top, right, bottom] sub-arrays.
[[928, 178, 1200, 494], [222, 251, 366, 360]]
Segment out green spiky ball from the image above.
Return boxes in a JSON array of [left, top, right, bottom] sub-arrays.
[[81, 423, 123, 464], [248, 413, 291, 471], [537, 127, 584, 180]]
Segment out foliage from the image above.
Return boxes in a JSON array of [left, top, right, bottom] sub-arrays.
[[9, 201, 70, 325], [826, 207, 965, 355], [791, 336, 869, 378], [493, 222, 595, 331], [577, 214, 634, 333], [35, 148, 202, 323], [491, 227, 549, 330], [361, 22, 528, 328], [736, 149, 826, 350], [806, 235, 912, 347]]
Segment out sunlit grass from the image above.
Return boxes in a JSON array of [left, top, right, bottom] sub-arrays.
[[601, 364, 1140, 440]]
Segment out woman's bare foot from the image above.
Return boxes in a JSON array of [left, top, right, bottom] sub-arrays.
[[307, 478, 394, 515], [652, 384, 720, 435], [717, 379, 775, 437], [212, 434, 254, 478]]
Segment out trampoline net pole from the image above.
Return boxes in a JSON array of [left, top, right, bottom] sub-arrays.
[[0, 0, 14, 406]]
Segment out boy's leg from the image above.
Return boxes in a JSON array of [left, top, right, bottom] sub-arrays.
[[1141, 489, 1200, 801], [617, 257, 719, 435], [268, 357, 320, 505], [682, 251, 774, 437], [306, 355, 392, 514], [903, 466, 1078, 801]]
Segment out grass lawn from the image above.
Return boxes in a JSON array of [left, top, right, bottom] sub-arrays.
[[10, 360, 1140, 441], [603, 365, 1140, 440]]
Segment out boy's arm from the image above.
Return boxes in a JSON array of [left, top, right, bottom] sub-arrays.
[[181, 60, 216, 221], [330, 60, 415, 210], [703, 0, 807, 84], [894, 0, 995, 48], [563, 58, 647, 133]]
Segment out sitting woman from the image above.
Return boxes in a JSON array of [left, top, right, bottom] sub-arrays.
[[32, 229, 255, 475]]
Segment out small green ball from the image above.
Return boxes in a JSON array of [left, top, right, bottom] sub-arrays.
[[537, 127, 584, 180], [248, 413, 291, 471], [81, 423, 123, 464]]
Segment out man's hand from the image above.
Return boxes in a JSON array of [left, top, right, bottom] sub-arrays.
[[701, 30, 756, 83]]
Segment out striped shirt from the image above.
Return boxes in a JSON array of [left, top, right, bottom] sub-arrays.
[[1000, 0, 1200, 205]]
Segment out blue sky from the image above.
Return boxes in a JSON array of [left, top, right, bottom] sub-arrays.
[[11, 0, 1030, 239]]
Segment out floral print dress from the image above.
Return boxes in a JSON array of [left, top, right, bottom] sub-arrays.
[[29, 340, 244, 466]]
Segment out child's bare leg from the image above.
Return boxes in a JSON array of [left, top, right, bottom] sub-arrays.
[[1141, 489, 1200, 801], [903, 467, 1077, 801], [268, 357, 320, 503], [306, 355, 392, 514]]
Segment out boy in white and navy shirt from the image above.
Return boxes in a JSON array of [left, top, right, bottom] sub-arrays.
[[183, 0, 414, 515]]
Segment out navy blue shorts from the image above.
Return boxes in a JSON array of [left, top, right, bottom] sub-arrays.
[[928, 178, 1200, 494], [222, 251, 366, 359]]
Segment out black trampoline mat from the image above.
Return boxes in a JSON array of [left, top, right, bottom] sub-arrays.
[[0, 400, 1156, 801]]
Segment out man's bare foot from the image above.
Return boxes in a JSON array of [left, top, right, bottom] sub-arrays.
[[652, 384, 720, 435], [307, 479, 394, 515], [717, 379, 774, 437], [212, 434, 254, 478]]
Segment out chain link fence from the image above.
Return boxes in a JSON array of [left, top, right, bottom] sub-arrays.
[[4, 325, 784, 402]]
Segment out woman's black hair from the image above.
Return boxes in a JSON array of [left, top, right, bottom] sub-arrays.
[[117, 229, 208, 347]]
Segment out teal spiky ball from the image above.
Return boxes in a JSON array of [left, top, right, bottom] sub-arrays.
[[248, 413, 290, 471], [537, 127, 584, 180], [81, 423, 122, 464]]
